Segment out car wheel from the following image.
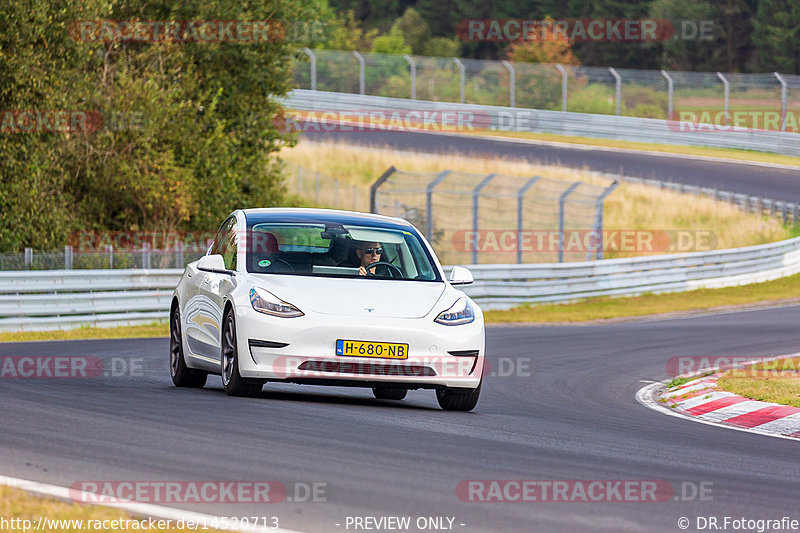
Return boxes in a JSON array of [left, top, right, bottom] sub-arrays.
[[170, 306, 207, 388], [221, 309, 263, 398], [436, 380, 481, 412], [372, 387, 407, 400]]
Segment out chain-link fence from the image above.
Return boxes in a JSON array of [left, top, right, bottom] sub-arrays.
[[371, 168, 617, 265], [295, 49, 800, 131], [0, 166, 614, 270]]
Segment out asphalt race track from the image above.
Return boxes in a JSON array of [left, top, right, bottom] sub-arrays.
[[302, 130, 800, 203], [2, 306, 799, 532]]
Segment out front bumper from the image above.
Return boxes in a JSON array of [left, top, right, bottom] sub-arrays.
[[233, 304, 485, 389]]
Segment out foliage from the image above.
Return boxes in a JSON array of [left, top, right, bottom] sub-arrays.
[[319, 9, 378, 50], [0, 0, 316, 251], [505, 17, 581, 66], [324, 0, 800, 73], [372, 25, 412, 55], [753, 0, 800, 73]]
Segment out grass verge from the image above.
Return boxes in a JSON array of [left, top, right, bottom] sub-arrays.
[[280, 141, 792, 262], [0, 322, 168, 343], [482, 272, 800, 323], [717, 357, 800, 408], [0, 485, 219, 532]]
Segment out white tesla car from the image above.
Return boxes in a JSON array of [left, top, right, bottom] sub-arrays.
[[170, 208, 485, 411]]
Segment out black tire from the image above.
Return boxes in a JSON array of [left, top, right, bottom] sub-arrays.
[[436, 380, 481, 412], [221, 309, 263, 398], [169, 306, 207, 388], [372, 387, 408, 400]]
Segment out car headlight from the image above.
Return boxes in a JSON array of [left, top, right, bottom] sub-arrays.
[[250, 288, 303, 318], [434, 297, 474, 326]]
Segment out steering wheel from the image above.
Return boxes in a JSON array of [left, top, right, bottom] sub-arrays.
[[365, 261, 403, 278]]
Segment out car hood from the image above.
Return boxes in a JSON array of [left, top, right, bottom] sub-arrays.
[[249, 275, 447, 319]]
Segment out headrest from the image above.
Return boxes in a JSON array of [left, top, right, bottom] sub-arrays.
[[249, 231, 279, 255]]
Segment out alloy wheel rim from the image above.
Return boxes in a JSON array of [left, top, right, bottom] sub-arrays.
[[169, 311, 180, 377], [222, 316, 235, 385]]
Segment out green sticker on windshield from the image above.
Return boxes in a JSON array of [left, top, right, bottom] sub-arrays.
[[258, 259, 271, 267]]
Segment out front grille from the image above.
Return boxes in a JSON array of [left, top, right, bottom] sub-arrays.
[[297, 360, 436, 377]]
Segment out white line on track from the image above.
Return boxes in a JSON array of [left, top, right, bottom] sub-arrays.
[[0, 474, 308, 533]]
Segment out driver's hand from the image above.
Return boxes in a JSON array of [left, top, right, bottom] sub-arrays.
[[359, 266, 367, 276]]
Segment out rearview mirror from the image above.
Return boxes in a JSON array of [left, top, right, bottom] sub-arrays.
[[197, 254, 232, 274], [449, 266, 474, 285]]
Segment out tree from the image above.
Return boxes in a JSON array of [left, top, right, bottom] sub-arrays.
[[319, 9, 378, 50], [0, 0, 320, 251], [647, 0, 718, 71], [753, 0, 800, 74], [505, 17, 581, 65], [0, 0, 106, 251], [372, 25, 412, 54]]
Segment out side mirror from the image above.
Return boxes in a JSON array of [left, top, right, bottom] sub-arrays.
[[449, 266, 474, 285], [197, 254, 232, 274]]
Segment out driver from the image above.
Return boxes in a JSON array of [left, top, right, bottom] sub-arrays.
[[356, 241, 383, 276]]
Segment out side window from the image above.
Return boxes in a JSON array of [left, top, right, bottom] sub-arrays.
[[209, 218, 234, 256], [210, 217, 237, 270], [221, 224, 238, 270]]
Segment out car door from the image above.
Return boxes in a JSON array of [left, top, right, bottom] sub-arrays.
[[183, 217, 236, 368]]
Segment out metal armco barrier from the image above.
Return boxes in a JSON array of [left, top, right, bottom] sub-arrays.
[[282, 90, 800, 156], [447, 237, 800, 309], [0, 269, 181, 331], [4, 237, 800, 330]]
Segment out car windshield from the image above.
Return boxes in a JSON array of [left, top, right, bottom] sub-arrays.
[[245, 221, 441, 281]]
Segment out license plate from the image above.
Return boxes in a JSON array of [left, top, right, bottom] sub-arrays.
[[335, 339, 408, 359]]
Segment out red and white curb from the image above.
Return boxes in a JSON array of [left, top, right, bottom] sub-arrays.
[[636, 355, 800, 441]]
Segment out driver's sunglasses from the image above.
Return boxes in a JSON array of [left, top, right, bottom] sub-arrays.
[[363, 247, 383, 255]]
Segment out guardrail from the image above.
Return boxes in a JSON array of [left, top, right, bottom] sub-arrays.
[[0, 270, 181, 331], [450, 236, 800, 309], [601, 173, 800, 225], [4, 237, 800, 330], [282, 89, 800, 156]]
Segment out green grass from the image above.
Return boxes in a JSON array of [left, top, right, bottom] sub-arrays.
[[483, 272, 800, 323], [717, 370, 800, 408], [747, 356, 800, 372], [0, 321, 168, 342], [0, 485, 220, 532], [666, 376, 698, 389]]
